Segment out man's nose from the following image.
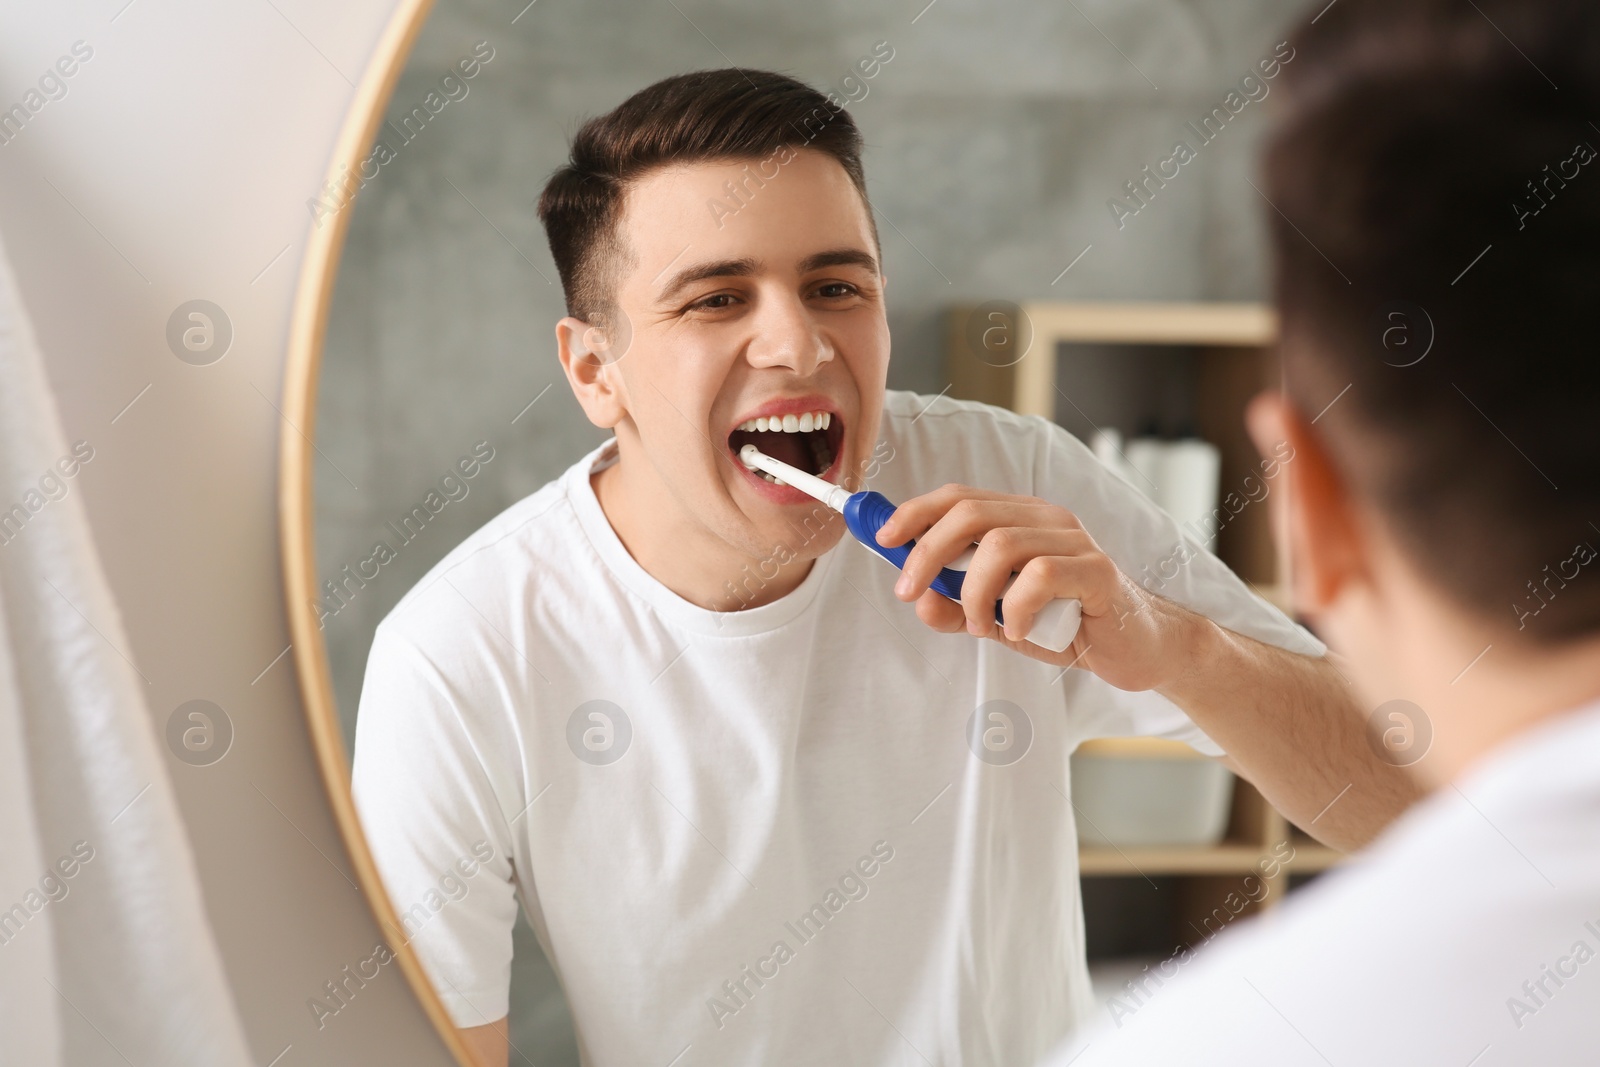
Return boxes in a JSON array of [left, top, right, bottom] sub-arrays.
[[745, 293, 832, 376]]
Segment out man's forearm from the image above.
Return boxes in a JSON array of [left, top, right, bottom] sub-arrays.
[[1154, 603, 1423, 852], [457, 1020, 509, 1067]]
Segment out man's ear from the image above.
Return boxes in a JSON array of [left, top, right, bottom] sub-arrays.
[[556, 316, 627, 429], [1245, 389, 1369, 616]]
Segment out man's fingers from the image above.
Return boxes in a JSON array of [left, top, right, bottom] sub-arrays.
[[896, 500, 1053, 597], [875, 483, 1035, 548], [891, 500, 1084, 601], [906, 547, 1114, 651], [958, 528, 1095, 635], [996, 555, 1088, 641], [914, 589, 968, 633]]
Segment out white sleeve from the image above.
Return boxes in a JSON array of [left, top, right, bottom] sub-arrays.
[[1030, 418, 1328, 757], [351, 622, 520, 1027]]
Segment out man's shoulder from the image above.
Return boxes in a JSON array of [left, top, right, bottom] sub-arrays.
[[880, 388, 1051, 437], [375, 462, 589, 643], [1064, 748, 1600, 1065], [876, 389, 1089, 496]]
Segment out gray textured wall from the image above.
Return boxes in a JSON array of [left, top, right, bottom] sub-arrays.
[[314, 0, 1311, 1057]]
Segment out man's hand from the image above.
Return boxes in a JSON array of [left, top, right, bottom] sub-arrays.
[[876, 483, 1199, 692], [877, 482, 1421, 850]]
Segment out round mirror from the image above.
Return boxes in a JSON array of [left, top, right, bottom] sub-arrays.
[[283, 2, 1296, 1065]]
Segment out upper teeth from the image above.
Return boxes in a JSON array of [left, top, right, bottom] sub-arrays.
[[736, 410, 831, 433]]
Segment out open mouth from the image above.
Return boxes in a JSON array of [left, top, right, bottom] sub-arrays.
[[727, 408, 843, 484]]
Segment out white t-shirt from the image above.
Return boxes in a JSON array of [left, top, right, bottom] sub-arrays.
[[352, 390, 1324, 1066], [1040, 696, 1600, 1067]]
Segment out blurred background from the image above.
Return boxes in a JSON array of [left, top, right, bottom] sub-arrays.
[[314, 0, 1318, 1060]]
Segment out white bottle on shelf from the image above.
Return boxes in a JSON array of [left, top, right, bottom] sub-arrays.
[[1161, 437, 1222, 535], [1089, 428, 1220, 535]]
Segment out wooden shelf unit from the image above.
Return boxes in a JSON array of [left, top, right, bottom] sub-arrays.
[[1075, 739, 1344, 882], [946, 301, 1342, 906]]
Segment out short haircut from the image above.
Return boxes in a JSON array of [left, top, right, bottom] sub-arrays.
[[536, 68, 878, 323], [1264, 0, 1600, 642]]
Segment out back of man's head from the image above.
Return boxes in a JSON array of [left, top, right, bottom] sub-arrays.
[[1265, 0, 1600, 642]]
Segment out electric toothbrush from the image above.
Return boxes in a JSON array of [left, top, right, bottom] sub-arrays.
[[739, 444, 1083, 654]]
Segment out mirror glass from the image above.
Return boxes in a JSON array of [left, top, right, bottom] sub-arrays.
[[312, 1, 1296, 1062]]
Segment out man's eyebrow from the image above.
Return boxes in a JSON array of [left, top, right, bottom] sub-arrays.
[[799, 248, 879, 275], [655, 258, 758, 304], [653, 248, 880, 305]]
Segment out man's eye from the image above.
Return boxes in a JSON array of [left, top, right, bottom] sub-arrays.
[[816, 283, 859, 299], [692, 293, 738, 311]]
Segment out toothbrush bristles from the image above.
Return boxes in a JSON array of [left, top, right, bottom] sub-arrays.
[[740, 443, 785, 484]]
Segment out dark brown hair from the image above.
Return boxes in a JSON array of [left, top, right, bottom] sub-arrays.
[[537, 68, 876, 323], [1264, 0, 1600, 641]]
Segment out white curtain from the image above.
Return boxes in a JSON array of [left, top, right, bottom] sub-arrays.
[[0, 230, 253, 1066]]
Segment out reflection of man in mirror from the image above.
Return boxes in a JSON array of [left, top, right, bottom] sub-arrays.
[[352, 67, 1417, 1066]]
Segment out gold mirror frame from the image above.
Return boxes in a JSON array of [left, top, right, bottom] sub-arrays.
[[278, 1, 474, 1064]]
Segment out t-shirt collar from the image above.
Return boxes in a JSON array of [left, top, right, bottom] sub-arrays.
[[565, 437, 838, 637]]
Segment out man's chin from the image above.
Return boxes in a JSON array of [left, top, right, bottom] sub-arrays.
[[738, 511, 846, 567], [707, 514, 845, 613]]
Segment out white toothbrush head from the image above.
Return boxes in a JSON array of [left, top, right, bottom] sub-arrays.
[[736, 443, 851, 513]]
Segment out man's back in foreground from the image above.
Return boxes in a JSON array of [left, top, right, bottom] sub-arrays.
[[1041, 0, 1600, 1062]]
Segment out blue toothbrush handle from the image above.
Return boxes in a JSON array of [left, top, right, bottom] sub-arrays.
[[842, 491, 1083, 653]]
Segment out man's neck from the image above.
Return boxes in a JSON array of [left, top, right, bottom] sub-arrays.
[[591, 453, 815, 613], [1414, 630, 1600, 789]]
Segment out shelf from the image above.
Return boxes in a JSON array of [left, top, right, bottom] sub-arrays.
[[946, 301, 1339, 891], [1075, 736, 1210, 760], [1079, 843, 1276, 876], [1079, 841, 1344, 878], [1076, 776, 1347, 879], [947, 300, 1277, 420], [1284, 845, 1345, 873], [1022, 301, 1276, 347]]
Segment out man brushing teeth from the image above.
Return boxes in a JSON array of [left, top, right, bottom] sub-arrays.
[[352, 68, 1419, 1067]]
